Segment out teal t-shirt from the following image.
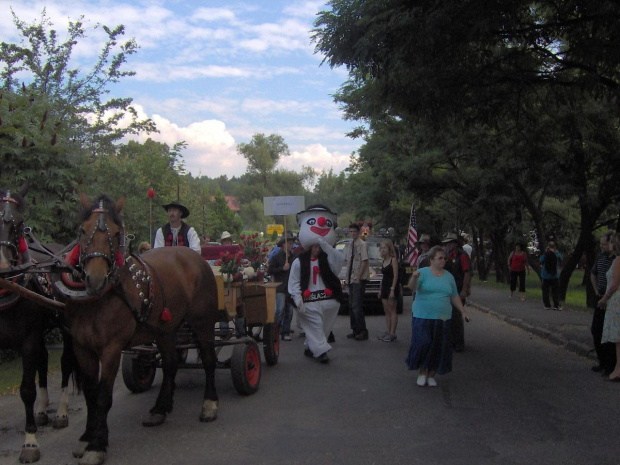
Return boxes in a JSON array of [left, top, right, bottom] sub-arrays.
[[412, 267, 458, 321]]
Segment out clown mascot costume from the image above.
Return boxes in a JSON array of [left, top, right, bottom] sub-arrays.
[[288, 205, 344, 363]]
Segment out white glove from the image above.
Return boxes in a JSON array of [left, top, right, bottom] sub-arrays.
[[296, 301, 306, 315]]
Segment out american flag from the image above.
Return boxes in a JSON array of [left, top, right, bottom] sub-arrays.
[[407, 204, 419, 266]]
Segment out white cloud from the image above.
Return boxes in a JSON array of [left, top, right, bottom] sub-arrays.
[[281, 143, 351, 174]]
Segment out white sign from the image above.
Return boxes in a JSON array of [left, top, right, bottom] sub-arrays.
[[263, 196, 305, 216]]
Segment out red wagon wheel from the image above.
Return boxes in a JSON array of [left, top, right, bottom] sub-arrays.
[[231, 340, 261, 395]]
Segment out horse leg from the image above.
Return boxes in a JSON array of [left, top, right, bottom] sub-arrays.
[[53, 332, 75, 429], [71, 346, 99, 460], [192, 319, 218, 423], [79, 345, 122, 465], [19, 336, 42, 464], [33, 339, 49, 427], [142, 335, 177, 427]]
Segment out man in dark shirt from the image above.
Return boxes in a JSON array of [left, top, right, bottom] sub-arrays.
[[269, 232, 295, 341], [590, 232, 616, 375], [443, 232, 471, 352]]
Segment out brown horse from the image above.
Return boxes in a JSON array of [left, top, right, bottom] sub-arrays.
[[66, 193, 220, 465], [0, 187, 78, 464]]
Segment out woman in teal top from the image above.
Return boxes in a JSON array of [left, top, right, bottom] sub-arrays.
[[406, 246, 469, 387]]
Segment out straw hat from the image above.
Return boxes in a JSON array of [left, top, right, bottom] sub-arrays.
[[220, 231, 232, 241]]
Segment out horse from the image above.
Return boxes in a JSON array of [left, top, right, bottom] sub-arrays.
[[0, 187, 78, 464], [66, 193, 220, 465]]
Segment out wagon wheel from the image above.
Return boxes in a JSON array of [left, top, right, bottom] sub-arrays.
[[122, 352, 157, 393], [231, 340, 261, 395], [262, 323, 279, 366]]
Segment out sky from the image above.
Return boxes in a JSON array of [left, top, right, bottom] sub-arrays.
[[0, 0, 360, 179]]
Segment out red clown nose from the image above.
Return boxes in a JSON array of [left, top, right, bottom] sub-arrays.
[[317, 217, 326, 227]]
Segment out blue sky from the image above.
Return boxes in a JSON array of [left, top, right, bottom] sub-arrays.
[[0, 0, 360, 178]]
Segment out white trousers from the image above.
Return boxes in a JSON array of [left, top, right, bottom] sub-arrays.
[[298, 299, 340, 357]]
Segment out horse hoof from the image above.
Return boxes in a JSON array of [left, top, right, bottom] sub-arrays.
[[72, 441, 88, 458], [53, 416, 69, 429], [79, 450, 106, 465], [199, 399, 218, 422], [142, 413, 166, 427], [34, 412, 48, 427], [19, 445, 40, 463]]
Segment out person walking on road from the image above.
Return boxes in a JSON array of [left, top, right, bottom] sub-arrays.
[[378, 239, 399, 342], [344, 223, 369, 341], [406, 246, 470, 387], [269, 232, 295, 341], [508, 242, 530, 301], [598, 232, 620, 381], [443, 232, 471, 352], [590, 232, 616, 375], [540, 240, 562, 310]]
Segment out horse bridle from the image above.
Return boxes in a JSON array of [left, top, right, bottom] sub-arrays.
[[0, 194, 24, 266], [79, 200, 125, 278]]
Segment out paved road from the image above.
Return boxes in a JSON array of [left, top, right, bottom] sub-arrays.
[[1, 287, 618, 465]]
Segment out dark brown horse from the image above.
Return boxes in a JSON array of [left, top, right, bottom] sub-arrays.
[[67, 193, 220, 465], [0, 187, 78, 464]]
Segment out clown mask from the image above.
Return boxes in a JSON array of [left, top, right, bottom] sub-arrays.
[[296, 204, 338, 249]]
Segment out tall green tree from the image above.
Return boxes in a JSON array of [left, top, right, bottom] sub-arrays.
[[0, 9, 156, 241], [237, 133, 290, 188]]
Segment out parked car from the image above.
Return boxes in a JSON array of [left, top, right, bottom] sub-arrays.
[[335, 237, 404, 315]]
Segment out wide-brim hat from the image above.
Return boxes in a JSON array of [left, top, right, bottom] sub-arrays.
[[415, 233, 431, 246], [277, 231, 295, 247], [163, 200, 189, 219], [442, 232, 460, 244], [220, 231, 232, 241]]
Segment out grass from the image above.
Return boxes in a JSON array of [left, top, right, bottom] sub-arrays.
[[474, 269, 589, 312], [0, 348, 63, 396]]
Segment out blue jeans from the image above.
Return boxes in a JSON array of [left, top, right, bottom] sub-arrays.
[[275, 293, 293, 336], [349, 281, 367, 335]]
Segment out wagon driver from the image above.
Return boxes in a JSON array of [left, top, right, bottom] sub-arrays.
[[153, 200, 201, 253], [288, 204, 344, 364]]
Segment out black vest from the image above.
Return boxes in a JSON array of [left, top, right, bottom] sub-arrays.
[[162, 222, 190, 247], [297, 250, 343, 303], [444, 247, 469, 293]]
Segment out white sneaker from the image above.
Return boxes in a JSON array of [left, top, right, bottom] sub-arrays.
[[427, 378, 437, 387], [416, 374, 427, 387]]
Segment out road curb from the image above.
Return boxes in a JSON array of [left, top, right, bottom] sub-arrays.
[[470, 302, 596, 361]]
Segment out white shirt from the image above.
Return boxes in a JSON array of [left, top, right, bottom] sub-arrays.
[[153, 223, 201, 253]]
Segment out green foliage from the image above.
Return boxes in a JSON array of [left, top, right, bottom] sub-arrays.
[[237, 133, 290, 188]]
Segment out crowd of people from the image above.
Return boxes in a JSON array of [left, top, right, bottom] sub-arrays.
[[146, 197, 620, 386]]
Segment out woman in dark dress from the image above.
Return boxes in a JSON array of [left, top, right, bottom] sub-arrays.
[[378, 240, 400, 342]]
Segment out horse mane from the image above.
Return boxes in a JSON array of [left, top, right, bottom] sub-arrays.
[[81, 194, 123, 226], [0, 187, 25, 211]]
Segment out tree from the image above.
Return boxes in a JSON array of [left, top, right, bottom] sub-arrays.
[[237, 133, 290, 188], [313, 0, 620, 299], [0, 9, 156, 241]]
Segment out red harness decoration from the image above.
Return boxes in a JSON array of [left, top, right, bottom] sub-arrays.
[[67, 244, 80, 266]]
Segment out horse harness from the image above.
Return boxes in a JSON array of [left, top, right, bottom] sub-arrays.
[[78, 200, 125, 280], [117, 254, 172, 325]]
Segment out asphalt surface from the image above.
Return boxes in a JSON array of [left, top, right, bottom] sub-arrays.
[[2, 285, 619, 465], [468, 283, 597, 363]]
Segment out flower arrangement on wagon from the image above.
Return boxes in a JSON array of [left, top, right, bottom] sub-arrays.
[[239, 233, 270, 272], [215, 250, 244, 283]]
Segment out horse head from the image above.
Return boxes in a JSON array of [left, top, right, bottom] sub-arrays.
[[0, 184, 28, 271], [78, 193, 125, 295]]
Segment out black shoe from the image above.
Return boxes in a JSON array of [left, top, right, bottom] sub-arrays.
[[304, 348, 313, 358], [592, 365, 605, 373], [327, 332, 335, 343], [317, 352, 330, 364], [354, 332, 368, 341], [346, 332, 356, 339]]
